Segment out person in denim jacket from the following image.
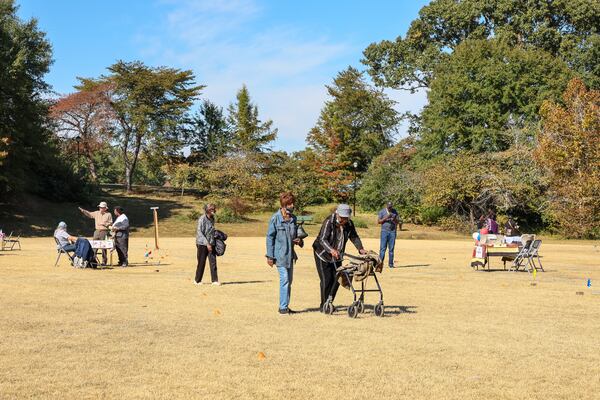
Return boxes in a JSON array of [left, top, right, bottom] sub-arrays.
[[266, 192, 304, 315]]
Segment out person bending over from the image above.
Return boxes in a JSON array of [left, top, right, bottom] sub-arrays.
[[313, 204, 366, 311]]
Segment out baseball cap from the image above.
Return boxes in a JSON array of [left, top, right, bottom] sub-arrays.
[[336, 204, 352, 218]]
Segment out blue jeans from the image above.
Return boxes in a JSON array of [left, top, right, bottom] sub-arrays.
[[277, 265, 293, 310], [379, 230, 396, 266], [62, 244, 76, 252]]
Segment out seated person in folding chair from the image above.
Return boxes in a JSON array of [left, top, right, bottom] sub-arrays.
[[54, 222, 77, 252], [53, 222, 96, 268]]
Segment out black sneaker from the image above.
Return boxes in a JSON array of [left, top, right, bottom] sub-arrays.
[[278, 308, 289, 315]]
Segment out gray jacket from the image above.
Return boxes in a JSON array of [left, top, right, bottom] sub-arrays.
[[196, 214, 215, 246]]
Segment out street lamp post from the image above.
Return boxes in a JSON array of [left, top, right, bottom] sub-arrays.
[[353, 161, 358, 217]]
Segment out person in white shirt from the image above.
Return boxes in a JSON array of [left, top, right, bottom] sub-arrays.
[[111, 206, 130, 267]]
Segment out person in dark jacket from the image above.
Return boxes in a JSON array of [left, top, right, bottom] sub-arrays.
[[111, 206, 129, 267], [313, 204, 367, 311], [195, 203, 219, 285]]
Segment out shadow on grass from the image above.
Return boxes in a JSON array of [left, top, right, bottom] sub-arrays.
[[1, 190, 184, 237], [295, 305, 418, 316], [222, 280, 271, 285]]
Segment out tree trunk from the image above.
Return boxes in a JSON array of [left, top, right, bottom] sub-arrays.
[[125, 165, 132, 192], [469, 207, 475, 232], [125, 133, 143, 193], [84, 147, 98, 182]]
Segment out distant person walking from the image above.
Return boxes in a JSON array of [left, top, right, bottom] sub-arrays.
[[378, 201, 400, 268], [195, 204, 219, 285], [313, 204, 366, 311], [111, 206, 129, 267], [79, 201, 112, 265], [265, 192, 304, 315]]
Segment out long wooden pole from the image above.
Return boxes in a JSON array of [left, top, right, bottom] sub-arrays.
[[151, 207, 159, 249]]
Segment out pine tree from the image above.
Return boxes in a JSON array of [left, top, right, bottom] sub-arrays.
[[227, 85, 277, 154]]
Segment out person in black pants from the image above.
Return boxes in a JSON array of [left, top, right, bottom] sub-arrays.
[[313, 204, 366, 311], [195, 204, 219, 285]]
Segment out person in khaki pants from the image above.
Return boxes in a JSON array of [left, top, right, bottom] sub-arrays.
[[79, 201, 113, 265]]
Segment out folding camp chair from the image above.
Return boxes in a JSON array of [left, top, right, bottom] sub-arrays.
[[510, 239, 533, 272], [528, 240, 544, 272], [54, 237, 76, 267], [2, 232, 21, 250]]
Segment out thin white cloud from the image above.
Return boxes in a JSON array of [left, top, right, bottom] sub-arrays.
[[136, 0, 424, 150]]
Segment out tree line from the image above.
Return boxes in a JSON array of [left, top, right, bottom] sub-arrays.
[[1, 0, 598, 238]]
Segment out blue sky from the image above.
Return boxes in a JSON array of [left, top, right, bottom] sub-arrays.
[[17, 0, 429, 151]]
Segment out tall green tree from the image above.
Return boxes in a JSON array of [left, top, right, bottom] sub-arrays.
[[80, 61, 204, 191], [307, 67, 399, 174], [418, 39, 572, 157], [363, 0, 600, 91], [227, 85, 277, 153], [357, 138, 421, 218], [0, 0, 85, 200], [188, 99, 232, 162]]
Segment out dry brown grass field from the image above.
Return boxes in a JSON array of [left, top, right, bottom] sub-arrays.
[[1, 237, 599, 399]]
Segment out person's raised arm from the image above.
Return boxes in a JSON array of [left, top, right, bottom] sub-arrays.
[[78, 207, 93, 218]]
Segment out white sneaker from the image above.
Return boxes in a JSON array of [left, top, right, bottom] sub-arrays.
[[194, 281, 203, 285], [212, 281, 221, 286], [72, 257, 79, 267], [82, 260, 88, 268]]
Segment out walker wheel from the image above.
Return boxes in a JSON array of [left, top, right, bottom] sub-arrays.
[[357, 300, 365, 314], [374, 302, 385, 317], [323, 302, 335, 315], [348, 304, 359, 318]]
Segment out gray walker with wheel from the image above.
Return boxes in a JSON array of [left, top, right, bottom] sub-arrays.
[[322, 252, 385, 318]]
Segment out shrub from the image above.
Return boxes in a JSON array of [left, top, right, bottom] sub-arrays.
[[228, 197, 251, 218], [216, 207, 246, 223], [352, 217, 369, 228], [438, 215, 470, 233], [187, 209, 201, 221], [419, 206, 447, 226]]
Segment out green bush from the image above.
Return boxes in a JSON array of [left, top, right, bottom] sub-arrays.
[[352, 217, 369, 228], [216, 207, 246, 223], [438, 215, 470, 233], [187, 209, 201, 221], [419, 206, 447, 226]]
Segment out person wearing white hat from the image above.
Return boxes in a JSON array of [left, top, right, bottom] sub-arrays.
[[312, 204, 367, 311], [78, 201, 113, 265]]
